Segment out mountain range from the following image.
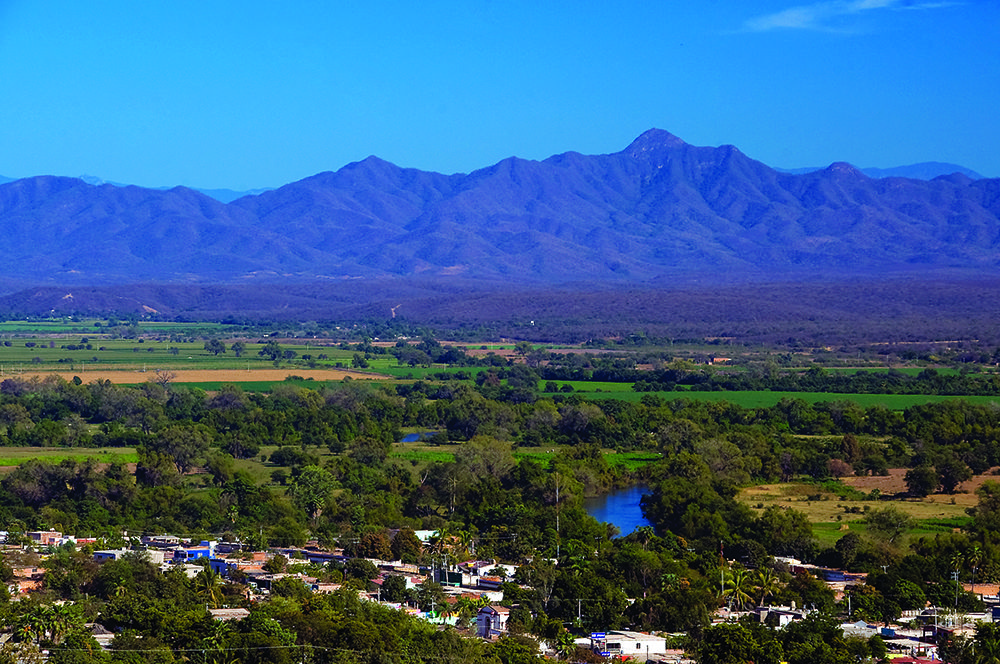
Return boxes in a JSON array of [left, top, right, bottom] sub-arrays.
[[1, 129, 999, 288]]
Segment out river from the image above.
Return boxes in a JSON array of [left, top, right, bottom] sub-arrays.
[[582, 484, 653, 537]]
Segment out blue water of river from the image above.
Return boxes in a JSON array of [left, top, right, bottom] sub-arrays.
[[582, 485, 653, 537]]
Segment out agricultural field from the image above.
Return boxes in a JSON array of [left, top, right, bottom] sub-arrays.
[[3, 317, 1000, 418], [576, 385, 1000, 409], [0, 446, 138, 470], [738, 468, 987, 547]]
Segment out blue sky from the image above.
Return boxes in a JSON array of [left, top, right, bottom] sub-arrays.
[[1, 1, 997, 189]]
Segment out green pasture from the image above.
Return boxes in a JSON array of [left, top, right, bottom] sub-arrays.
[[579, 388, 1000, 410], [0, 335, 360, 373], [0, 322, 98, 333], [365, 358, 485, 380], [810, 517, 970, 548], [741, 479, 974, 548], [540, 380, 631, 394], [389, 440, 662, 475], [0, 319, 235, 335], [0, 447, 138, 468], [821, 366, 963, 376]]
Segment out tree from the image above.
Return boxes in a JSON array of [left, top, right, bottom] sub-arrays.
[[391, 528, 424, 563], [147, 424, 211, 474], [0, 641, 44, 664], [756, 506, 817, 559], [204, 339, 226, 356], [973, 623, 1000, 664], [863, 506, 915, 544], [970, 545, 984, 594], [258, 340, 282, 361], [344, 558, 378, 585], [905, 465, 939, 497], [697, 622, 782, 664], [231, 341, 246, 358], [724, 567, 754, 610], [754, 567, 782, 606], [938, 456, 973, 494], [970, 481, 1000, 535], [381, 574, 408, 601], [288, 465, 336, 521], [262, 554, 288, 574], [357, 531, 392, 560], [195, 567, 224, 608], [415, 580, 447, 613], [49, 632, 109, 664], [271, 576, 311, 600]]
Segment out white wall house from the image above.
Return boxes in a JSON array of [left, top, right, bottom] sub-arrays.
[[477, 606, 510, 639], [590, 631, 669, 659]]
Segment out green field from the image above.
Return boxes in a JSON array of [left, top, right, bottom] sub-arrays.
[[577, 387, 1000, 409], [740, 479, 975, 548], [389, 440, 662, 475], [0, 335, 364, 374], [0, 447, 138, 467]]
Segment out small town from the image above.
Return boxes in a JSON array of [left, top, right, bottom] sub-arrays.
[[4, 526, 998, 663]]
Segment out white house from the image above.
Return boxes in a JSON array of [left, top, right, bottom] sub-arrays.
[[590, 631, 669, 659], [93, 549, 166, 565], [477, 606, 510, 639]]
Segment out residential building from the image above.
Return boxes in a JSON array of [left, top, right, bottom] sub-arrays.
[[590, 631, 669, 659], [477, 606, 510, 639]]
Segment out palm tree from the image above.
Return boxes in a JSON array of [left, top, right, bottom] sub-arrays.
[[47, 604, 82, 645], [30, 606, 55, 644], [952, 552, 965, 576], [975, 637, 1000, 664], [455, 529, 475, 560], [951, 552, 965, 609], [970, 545, 984, 595], [18, 621, 38, 644], [725, 568, 754, 610], [429, 525, 452, 560], [196, 568, 224, 609], [454, 597, 478, 631], [634, 526, 656, 551], [754, 567, 782, 607], [554, 630, 577, 660]]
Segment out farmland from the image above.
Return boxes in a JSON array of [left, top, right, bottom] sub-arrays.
[[0, 446, 138, 468]]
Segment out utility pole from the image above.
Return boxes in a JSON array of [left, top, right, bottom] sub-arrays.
[[555, 473, 561, 559], [720, 541, 725, 603]]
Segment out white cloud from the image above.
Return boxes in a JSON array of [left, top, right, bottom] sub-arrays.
[[743, 0, 959, 32]]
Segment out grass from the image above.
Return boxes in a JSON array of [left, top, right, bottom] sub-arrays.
[[739, 476, 977, 548], [389, 440, 663, 475], [581, 389, 1000, 410], [0, 335, 373, 376], [0, 447, 138, 467]]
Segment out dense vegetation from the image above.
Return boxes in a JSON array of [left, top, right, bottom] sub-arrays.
[[6, 324, 1000, 662]]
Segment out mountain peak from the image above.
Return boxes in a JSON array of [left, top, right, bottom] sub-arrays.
[[824, 161, 865, 178], [623, 129, 687, 157]]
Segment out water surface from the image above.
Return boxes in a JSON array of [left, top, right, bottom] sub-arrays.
[[583, 484, 653, 536]]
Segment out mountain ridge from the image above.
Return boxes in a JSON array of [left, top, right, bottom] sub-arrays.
[[1, 129, 999, 286]]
